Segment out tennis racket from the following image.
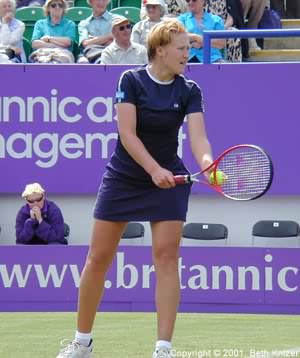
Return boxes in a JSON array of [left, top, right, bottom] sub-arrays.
[[174, 144, 273, 201]]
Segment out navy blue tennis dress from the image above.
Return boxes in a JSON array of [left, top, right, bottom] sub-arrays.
[[93, 66, 204, 221]]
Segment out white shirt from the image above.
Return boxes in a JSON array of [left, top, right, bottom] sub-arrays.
[[100, 40, 148, 65], [131, 19, 161, 47]]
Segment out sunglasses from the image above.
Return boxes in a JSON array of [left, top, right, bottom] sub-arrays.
[[118, 24, 132, 31], [50, 3, 63, 8], [186, 0, 198, 3], [27, 195, 44, 204]]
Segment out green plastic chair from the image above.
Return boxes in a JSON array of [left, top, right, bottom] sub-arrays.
[[22, 37, 32, 62], [117, 0, 141, 8], [74, 0, 91, 7], [16, 6, 44, 21], [110, 6, 140, 25], [74, 0, 115, 10], [66, 6, 92, 23], [16, 6, 45, 41]]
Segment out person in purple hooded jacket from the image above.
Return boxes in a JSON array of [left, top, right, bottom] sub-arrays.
[[15, 182, 67, 245]]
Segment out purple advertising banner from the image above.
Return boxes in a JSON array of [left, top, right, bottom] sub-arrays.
[[0, 246, 300, 313], [0, 63, 299, 194]]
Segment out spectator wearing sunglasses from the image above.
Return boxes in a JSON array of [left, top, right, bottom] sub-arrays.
[[178, 0, 226, 63], [30, 0, 76, 63], [15, 182, 67, 245], [100, 15, 148, 64]]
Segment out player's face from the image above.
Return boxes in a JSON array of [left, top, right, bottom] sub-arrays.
[[90, 0, 109, 15], [162, 32, 190, 75], [26, 193, 45, 209]]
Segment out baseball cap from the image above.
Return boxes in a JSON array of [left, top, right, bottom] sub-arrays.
[[112, 15, 129, 28]]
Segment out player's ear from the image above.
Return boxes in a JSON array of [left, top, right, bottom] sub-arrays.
[[156, 45, 165, 58]]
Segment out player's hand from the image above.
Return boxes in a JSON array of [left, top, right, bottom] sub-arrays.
[[31, 206, 42, 223], [151, 167, 175, 189]]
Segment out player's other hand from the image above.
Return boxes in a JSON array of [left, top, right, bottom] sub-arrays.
[[151, 167, 175, 189]]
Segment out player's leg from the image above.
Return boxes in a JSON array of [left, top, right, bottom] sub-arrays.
[[56, 219, 127, 358], [151, 220, 183, 358]]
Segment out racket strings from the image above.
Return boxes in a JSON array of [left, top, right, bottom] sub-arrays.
[[217, 148, 272, 200]]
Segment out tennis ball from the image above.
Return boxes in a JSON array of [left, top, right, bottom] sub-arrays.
[[209, 171, 226, 185]]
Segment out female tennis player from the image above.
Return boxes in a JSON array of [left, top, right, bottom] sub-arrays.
[[56, 19, 214, 358]]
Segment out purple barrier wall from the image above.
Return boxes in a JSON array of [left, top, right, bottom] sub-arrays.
[[0, 63, 298, 194], [1, 246, 300, 313]]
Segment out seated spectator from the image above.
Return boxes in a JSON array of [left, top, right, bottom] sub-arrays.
[[30, 0, 76, 63], [77, 0, 114, 64], [100, 15, 148, 64], [16, 182, 67, 245], [141, 0, 186, 18], [0, 0, 25, 63], [132, 0, 165, 47], [178, 0, 226, 63], [240, 0, 267, 49], [205, 0, 242, 62]]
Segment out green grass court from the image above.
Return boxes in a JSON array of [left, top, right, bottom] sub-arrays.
[[1, 312, 300, 357]]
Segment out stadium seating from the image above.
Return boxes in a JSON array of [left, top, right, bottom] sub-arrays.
[[66, 6, 93, 23], [74, 0, 91, 7], [16, 7, 45, 42], [22, 37, 32, 61], [120, 222, 145, 245], [122, 222, 145, 238], [110, 6, 140, 24], [252, 220, 300, 247], [116, 0, 141, 8], [182, 223, 228, 246], [64, 222, 70, 240], [74, 0, 117, 10]]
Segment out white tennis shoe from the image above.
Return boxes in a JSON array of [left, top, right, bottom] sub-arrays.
[[153, 346, 173, 358], [56, 339, 93, 357]]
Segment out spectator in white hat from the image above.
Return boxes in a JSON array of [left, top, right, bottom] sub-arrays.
[[100, 15, 148, 64], [132, 0, 165, 47]]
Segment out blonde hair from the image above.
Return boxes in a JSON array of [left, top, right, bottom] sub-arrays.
[[43, 0, 68, 17], [22, 183, 45, 199], [147, 19, 187, 61]]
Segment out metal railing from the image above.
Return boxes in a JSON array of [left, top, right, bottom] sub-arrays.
[[203, 28, 300, 64]]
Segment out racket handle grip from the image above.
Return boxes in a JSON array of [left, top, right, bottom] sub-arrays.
[[174, 175, 192, 184]]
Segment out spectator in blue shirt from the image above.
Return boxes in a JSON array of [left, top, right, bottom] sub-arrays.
[[16, 183, 67, 245], [30, 0, 76, 63], [77, 0, 114, 63], [178, 0, 226, 63]]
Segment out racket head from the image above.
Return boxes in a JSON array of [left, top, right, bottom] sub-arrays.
[[213, 144, 273, 201]]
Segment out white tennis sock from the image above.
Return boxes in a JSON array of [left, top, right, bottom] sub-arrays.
[[75, 331, 92, 347], [156, 340, 172, 350]]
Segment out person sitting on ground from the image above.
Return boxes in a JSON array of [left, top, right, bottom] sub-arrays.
[[0, 0, 25, 63], [30, 0, 76, 63], [16, 182, 67, 245], [132, 0, 165, 47], [77, 0, 114, 64], [100, 15, 148, 64]]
